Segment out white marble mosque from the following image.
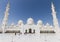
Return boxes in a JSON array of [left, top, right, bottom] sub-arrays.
[[0, 1, 60, 42], [0, 2, 60, 35]]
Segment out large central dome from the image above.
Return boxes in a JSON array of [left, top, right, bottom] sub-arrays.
[[27, 18, 34, 25]]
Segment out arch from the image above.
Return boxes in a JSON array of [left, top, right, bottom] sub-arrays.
[[25, 30, 27, 34], [24, 28, 36, 34], [29, 28, 32, 33], [33, 29, 35, 33]]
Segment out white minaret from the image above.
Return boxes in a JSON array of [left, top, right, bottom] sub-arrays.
[[2, 2, 10, 33], [51, 2, 59, 33]]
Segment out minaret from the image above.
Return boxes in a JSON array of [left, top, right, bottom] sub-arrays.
[[51, 2, 59, 33], [2, 2, 10, 33]]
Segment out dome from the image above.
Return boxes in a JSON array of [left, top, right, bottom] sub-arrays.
[[50, 25, 53, 28], [10, 23, 14, 28], [27, 18, 34, 25], [46, 23, 50, 27], [46, 23, 50, 26], [37, 20, 43, 25], [11, 23, 14, 26], [18, 20, 23, 25]]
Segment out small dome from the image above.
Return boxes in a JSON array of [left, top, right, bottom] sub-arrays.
[[50, 25, 53, 28], [37, 20, 42, 25], [46, 23, 50, 26], [11, 23, 14, 26], [27, 18, 34, 25], [10, 23, 14, 28], [44, 26, 47, 28], [18, 20, 23, 25]]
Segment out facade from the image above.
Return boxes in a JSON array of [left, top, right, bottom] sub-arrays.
[[0, 2, 60, 35]]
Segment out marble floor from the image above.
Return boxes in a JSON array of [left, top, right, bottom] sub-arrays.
[[0, 33, 60, 42]]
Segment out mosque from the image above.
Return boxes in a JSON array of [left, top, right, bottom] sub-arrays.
[[0, 2, 60, 35]]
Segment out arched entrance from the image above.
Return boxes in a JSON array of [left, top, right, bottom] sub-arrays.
[[29, 28, 32, 33], [33, 29, 35, 33], [25, 30, 27, 33], [24, 29, 35, 34]]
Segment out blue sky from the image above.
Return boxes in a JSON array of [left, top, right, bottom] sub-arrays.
[[0, 0, 60, 26]]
